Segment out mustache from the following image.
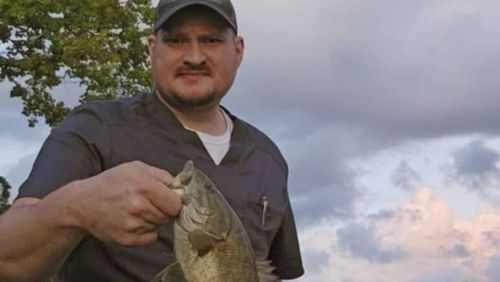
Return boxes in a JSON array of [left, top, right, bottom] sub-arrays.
[[176, 64, 211, 74]]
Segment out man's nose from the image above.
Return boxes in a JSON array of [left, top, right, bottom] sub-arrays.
[[183, 41, 206, 66]]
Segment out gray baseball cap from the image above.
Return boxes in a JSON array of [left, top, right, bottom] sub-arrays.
[[155, 0, 237, 33]]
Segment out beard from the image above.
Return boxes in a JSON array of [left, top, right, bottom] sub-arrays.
[[156, 86, 224, 111]]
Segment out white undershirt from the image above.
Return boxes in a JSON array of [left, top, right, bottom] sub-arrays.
[[185, 109, 233, 165]]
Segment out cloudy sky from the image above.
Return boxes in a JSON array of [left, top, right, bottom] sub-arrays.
[[2, 0, 500, 281]]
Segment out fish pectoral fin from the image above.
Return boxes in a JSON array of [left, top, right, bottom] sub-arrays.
[[151, 262, 187, 282], [188, 229, 216, 256]]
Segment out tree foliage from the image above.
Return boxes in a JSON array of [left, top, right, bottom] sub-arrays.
[[0, 0, 155, 127], [0, 176, 11, 215]]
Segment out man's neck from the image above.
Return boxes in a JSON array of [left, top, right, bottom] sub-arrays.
[[156, 91, 227, 136]]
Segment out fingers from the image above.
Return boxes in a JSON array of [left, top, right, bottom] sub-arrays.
[[79, 161, 181, 247], [116, 218, 160, 246], [135, 231, 159, 245], [132, 221, 157, 234], [130, 231, 158, 246], [116, 231, 159, 247], [147, 181, 183, 216], [133, 199, 172, 225], [128, 162, 182, 218], [138, 161, 174, 185], [126, 161, 182, 216]]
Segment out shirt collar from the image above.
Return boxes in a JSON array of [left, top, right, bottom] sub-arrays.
[[144, 92, 256, 167]]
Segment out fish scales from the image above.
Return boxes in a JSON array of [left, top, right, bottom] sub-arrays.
[[152, 161, 279, 282], [174, 216, 257, 282]]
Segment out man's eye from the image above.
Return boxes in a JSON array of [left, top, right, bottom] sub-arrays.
[[163, 37, 182, 44], [203, 38, 223, 44]]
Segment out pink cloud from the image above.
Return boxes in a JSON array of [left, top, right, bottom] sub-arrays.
[[300, 188, 500, 281]]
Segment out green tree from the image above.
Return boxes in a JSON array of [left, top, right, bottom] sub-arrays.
[[0, 176, 11, 215], [0, 0, 155, 127]]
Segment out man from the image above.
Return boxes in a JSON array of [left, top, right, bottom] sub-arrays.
[[0, 0, 304, 281]]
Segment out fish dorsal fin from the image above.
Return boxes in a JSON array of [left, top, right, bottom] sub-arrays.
[[188, 229, 216, 256], [150, 262, 187, 282]]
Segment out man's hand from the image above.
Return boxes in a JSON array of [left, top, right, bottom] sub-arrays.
[[67, 161, 182, 246]]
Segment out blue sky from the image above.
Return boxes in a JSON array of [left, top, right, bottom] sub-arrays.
[[2, 0, 500, 281]]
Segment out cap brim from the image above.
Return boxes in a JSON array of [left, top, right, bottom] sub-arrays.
[[155, 1, 237, 32]]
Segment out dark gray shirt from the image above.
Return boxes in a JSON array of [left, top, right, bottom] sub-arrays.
[[18, 93, 304, 281]]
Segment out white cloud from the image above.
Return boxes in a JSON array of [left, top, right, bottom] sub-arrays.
[[299, 188, 500, 282], [353, 135, 500, 219], [0, 82, 50, 200], [0, 136, 45, 201]]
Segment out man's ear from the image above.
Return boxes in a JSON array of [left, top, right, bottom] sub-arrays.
[[147, 35, 157, 58], [234, 36, 244, 66]]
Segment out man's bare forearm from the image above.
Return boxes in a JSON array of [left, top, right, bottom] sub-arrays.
[[0, 181, 86, 282], [0, 161, 180, 281]]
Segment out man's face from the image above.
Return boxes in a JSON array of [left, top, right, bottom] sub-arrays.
[[148, 7, 244, 111]]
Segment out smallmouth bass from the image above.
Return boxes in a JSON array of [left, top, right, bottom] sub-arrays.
[[152, 161, 278, 282]]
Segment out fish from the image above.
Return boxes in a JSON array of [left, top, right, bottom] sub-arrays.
[[151, 161, 279, 282]]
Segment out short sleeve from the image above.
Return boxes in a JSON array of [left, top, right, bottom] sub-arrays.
[[17, 105, 110, 199], [268, 190, 305, 279]]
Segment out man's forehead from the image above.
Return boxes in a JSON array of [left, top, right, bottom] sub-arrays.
[[160, 6, 231, 33]]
